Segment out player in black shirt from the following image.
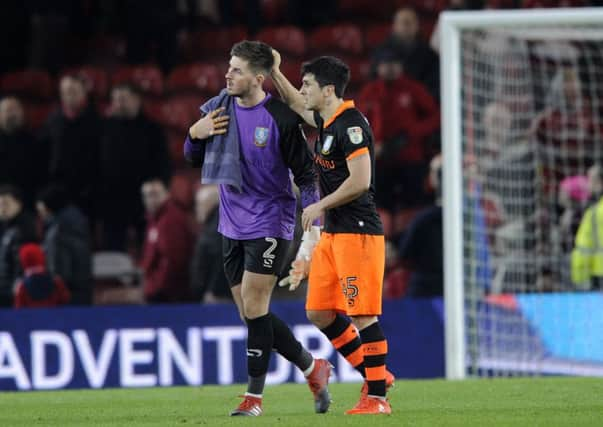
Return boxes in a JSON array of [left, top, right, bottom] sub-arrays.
[[272, 52, 393, 415]]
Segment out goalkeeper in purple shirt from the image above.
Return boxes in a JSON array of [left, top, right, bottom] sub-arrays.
[[184, 41, 330, 416]]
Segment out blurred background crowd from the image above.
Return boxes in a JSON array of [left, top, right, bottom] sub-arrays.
[[1, 0, 601, 309]]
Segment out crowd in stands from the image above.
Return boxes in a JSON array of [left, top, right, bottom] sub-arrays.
[[1, 0, 601, 308]]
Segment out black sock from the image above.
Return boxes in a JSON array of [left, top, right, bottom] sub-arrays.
[[321, 314, 366, 378], [245, 313, 273, 395], [270, 313, 313, 372], [359, 322, 387, 397]]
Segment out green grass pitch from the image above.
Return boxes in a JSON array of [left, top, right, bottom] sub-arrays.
[[2, 377, 603, 426]]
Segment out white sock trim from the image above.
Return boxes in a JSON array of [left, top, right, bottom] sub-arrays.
[[244, 392, 263, 399], [303, 359, 316, 377], [367, 394, 387, 401]]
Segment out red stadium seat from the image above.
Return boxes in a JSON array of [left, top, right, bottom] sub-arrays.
[[365, 24, 392, 51], [261, 0, 288, 24], [146, 96, 201, 132], [308, 24, 364, 55], [111, 65, 164, 96], [346, 58, 371, 90], [339, 0, 395, 21], [170, 172, 196, 210], [62, 66, 109, 99], [257, 26, 307, 57], [264, 58, 302, 94], [166, 129, 187, 168], [1, 70, 55, 100], [198, 27, 248, 57], [166, 63, 223, 95], [24, 102, 56, 130]]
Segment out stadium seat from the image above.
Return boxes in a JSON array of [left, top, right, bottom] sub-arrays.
[[111, 65, 164, 96], [166, 63, 223, 95], [377, 208, 394, 239], [308, 24, 364, 55], [24, 102, 56, 130], [345, 58, 371, 90], [166, 129, 187, 168], [197, 27, 249, 57], [365, 23, 392, 51], [61, 66, 109, 99], [1, 70, 55, 100], [145, 96, 201, 133], [257, 26, 307, 57], [261, 0, 288, 24], [338, 0, 395, 21], [170, 172, 195, 210], [93, 251, 142, 286]]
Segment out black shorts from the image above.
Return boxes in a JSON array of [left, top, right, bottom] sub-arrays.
[[222, 236, 292, 287]]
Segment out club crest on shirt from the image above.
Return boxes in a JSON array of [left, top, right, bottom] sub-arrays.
[[254, 127, 270, 147], [347, 126, 363, 145], [321, 135, 334, 155]]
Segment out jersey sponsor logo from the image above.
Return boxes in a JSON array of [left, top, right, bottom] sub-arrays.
[[347, 126, 363, 145], [321, 135, 334, 155], [254, 127, 270, 147], [314, 155, 335, 170]]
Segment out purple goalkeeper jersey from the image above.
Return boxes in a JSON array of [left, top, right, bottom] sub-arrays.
[[217, 93, 316, 240]]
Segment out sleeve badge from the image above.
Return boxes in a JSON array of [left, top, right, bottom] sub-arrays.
[[346, 126, 364, 145]]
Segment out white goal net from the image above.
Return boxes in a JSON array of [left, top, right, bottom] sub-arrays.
[[441, 8, 603, 378]]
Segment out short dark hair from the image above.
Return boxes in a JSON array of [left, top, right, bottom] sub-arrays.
[[230, 40, 274, 74], [0, 184, 23, 203], [301, 56, 350, 98], [36, 184, 69, 213]]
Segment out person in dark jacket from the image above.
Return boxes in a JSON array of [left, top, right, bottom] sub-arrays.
[[140, 178, 193, 303], [399, 155, 444, 297], [0, 97, 45, 208], [0, 185, 38, 306], [372, 7, 440, 100], [98, 83, 172, 251], [14, 243, 71, 308], [36, 184, 93, 305], [40, 75, 101, 220], [190, 185, 231, 303]]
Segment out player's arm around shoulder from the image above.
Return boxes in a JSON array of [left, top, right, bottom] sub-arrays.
[[270, 49, 317, 127]]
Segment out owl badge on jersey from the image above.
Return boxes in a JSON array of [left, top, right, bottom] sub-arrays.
[[254, 127, 270, 147], [347, 126, 363, 144], [321, 135, 334, 155]]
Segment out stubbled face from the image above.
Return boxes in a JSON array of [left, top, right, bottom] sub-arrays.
[[0, 194, 21, 221], [141, 181, 168, 215], [225, 56, 262, 97], [0, 97, 24, 133], [60, 77, 86, 111], [111, 88, 141, 118], [392, 9, 419, 43], [300, 73, 328, 111]]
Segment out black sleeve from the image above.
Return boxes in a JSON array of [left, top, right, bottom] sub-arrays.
[[280, 119, 317, 190], [184, 133, 208, 168]]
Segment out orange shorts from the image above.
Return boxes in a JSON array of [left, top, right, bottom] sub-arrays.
[[305, 233, 385, 316]]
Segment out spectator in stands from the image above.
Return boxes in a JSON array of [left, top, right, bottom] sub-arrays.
[[373, 7, 440, 99], [36, 184, 93, 305], [140, 178, 194, 303], [571, 165, 603, 290], [13, 243, 71, 308], [0, 97, 45, 209], [383, 240, 408, 299], [98, 83, 172, 252], [358, 48, 440, 210], [533, 68, 600, 198], [40, 75, 101, 221], [190, 185, 231, 304], [399, 155, 443, 297], [0, 185, 37, 307], [586, 164, 603, 204], [558, 175, 589, 253]]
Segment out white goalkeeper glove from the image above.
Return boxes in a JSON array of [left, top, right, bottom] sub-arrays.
[[278, 225, 320, 291]]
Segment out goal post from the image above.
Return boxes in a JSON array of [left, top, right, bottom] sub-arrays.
[[440, 7, 603, 380]]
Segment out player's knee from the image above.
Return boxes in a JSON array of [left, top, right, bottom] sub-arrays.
[[306, 310, 335, 329], [350, 315, 378, 331]]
